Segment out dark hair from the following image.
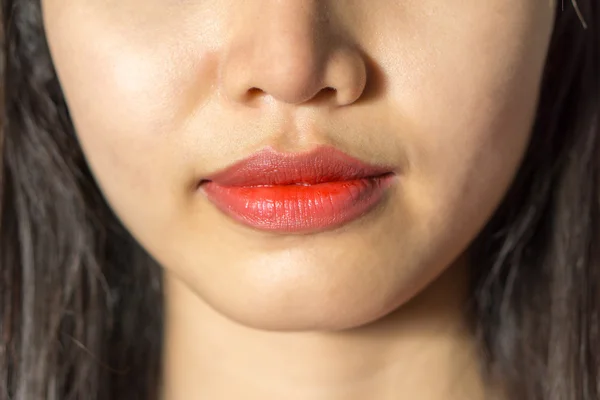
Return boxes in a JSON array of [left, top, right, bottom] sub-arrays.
[[0, 0, 598, 399]]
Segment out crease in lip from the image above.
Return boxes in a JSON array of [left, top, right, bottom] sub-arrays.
[[199, 145, 396, 188]]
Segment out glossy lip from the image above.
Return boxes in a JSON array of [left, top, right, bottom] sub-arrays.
[[198, 146, 397, 233]]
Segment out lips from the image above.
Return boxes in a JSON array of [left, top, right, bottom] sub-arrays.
[[199, 146, 396, 233]]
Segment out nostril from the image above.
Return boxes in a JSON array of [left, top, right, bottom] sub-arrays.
[[247, 87, 263, 97], [309, 87, 337, 104], [322, 87, 337, 97], [239, 87, 265, 104]]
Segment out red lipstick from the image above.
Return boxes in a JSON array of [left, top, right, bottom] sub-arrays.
[[199, 146, 396, 233]]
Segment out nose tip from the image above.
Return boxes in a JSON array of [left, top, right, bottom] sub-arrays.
[[218, 5, 368, 107], [222, 45, 367, 106], [248, 48, 330, 105]]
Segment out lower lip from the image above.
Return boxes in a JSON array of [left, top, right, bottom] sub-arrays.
[[201, 174, 395, 233]]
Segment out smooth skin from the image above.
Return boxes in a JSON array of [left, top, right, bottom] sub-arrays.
[[43, 1, 555, 399]]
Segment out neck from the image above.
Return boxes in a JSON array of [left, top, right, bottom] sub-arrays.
[[160, 259, 489, 400]]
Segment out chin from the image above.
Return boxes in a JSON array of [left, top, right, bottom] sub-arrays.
[[206, 292, 401, 332], [187, 258, 437, 332]]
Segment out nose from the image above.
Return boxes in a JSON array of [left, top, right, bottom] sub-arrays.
[[219, 1, 367, 107]]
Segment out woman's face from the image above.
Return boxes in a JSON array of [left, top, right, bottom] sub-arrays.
[[43, 0, 555, 330]]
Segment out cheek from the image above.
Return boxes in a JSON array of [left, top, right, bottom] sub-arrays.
[[374, 1, 553, 241], [43, 3, 222, 243]]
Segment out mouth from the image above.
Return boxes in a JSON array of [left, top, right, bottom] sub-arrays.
[[198, 146, 397, 234]]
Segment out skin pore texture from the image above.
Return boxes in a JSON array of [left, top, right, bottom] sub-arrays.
[[42, 1, 555, 399]]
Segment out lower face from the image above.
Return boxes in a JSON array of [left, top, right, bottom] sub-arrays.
[[42, 0, 555, 330]]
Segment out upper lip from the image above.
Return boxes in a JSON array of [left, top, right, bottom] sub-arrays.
[[201, 146, 395, 187]]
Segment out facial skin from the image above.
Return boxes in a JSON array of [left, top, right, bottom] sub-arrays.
[[42, 1, 556, 398], [42, 0, 554, 331]]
